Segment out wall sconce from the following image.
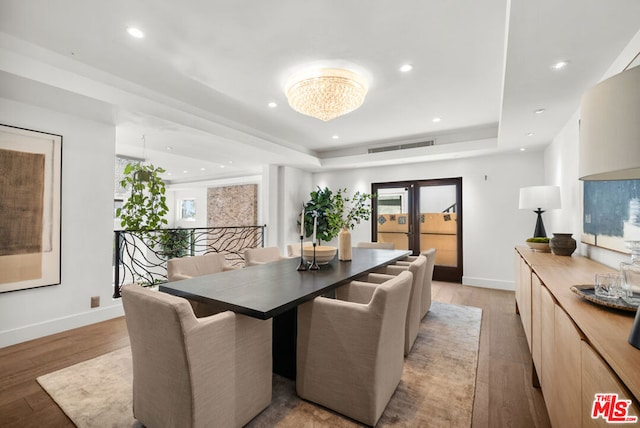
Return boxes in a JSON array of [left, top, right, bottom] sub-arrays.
[[519, 185, 561, 237]]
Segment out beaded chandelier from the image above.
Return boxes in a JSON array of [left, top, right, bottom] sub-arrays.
[[285, 68, 368, 121]]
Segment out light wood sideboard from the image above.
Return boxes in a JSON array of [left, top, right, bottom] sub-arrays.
[[515, 247, 640, 427]]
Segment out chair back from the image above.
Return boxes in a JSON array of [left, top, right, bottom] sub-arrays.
[[356, 242, 395, 249], [370, 270, 413, 372], [121, 285, 199, 426], [244, 246, 283, 266], [167, 253, 230, 281], [421, 248, 437, 317], [404, 255, 426, 354]]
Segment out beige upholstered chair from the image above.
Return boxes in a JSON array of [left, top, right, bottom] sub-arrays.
[[286, 242, 313, 258], [356, 241, 396, 249], [121, 284, 272, 428], [296, 271, 413, 426], [361, 255, 426, 356], [244, 246, 285, 266], [397, 248, 436, 318], [166, 253, 236, 282]]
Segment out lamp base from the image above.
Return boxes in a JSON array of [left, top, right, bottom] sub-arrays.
[[533, 208, 547, 238]]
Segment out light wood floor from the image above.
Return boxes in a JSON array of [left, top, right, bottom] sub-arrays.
[[0, 281, 551, 428]]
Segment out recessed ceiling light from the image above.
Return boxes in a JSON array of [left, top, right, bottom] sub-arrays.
[[400, 64, 413, 73], [166, 146, 173, 150], [432, 117, 441, 123], [551, 60, 569, 70], [332, 135, 339, 140], [183, 170, 188, 174], [127, 27, 145, 39], [200, 167, 206, 171], [534, 108, 546, 114], [520, 148, 526, 151], [268, 102, 277, 108], [220, 165, 225, 169], [526, 132, 534, 137], [167, 172, 172, 176]]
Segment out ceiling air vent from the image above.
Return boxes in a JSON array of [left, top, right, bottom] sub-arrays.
[[368, 140, 435, 154]]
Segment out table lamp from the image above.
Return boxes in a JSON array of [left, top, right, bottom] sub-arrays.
[[519, 186, 561, 237]]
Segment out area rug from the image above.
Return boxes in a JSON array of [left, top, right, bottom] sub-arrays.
[[37, 301, 482, 427]]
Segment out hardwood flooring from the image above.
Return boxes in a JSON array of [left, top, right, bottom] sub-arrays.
[[0, 281, 551, 428]]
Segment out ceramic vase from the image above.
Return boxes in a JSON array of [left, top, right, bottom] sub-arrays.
[[549, 233, 577, 256], [338, 227, 352, 261]]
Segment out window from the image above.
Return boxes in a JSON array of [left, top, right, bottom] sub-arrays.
[[180, 199, 196, 221]]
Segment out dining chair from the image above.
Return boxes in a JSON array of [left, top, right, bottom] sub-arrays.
[[244, 246, 285, 266], [166, 253, 236, 282], [360, 255, 426, 355], [396, 248, 437, 318], [356, 241, 396, 249], [296, 271, 413, 426], [121, 284, 272, 428], [286, 242, 313, 258], [167, 252, 238, 316]]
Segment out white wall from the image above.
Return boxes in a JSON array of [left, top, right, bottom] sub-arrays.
[[313, 150, 545, 289], [0, 97, 121, 347], [544, 29, 640, 271]]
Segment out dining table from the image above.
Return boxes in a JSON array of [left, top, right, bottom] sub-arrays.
[[160, 247, 411, 378]]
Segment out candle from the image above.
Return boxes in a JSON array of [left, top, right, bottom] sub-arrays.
[[300, 206, 305, 237], [312, 214, 317, 244]]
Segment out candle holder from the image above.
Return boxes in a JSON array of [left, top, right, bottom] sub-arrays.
[[296, 235, 308, 271], [309, 242, 320, 270]]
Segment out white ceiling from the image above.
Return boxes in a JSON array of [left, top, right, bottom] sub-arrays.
[[1, 0, 639, 183]]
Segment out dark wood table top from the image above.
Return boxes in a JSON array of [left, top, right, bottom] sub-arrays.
[[159, 248, 410, 319]]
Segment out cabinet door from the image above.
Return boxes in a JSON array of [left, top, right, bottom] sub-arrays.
[[582, 341, 640, 427], [531, 274, 542, 376], [514, 251, 522, 314], [518, 256, 532, 350], [540, 285, 557, 425], [553, 305, 583, 428]]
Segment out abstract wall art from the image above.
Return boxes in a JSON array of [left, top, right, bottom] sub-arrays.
[[582, 179, 640, 253], [0, 124, 62, 292]]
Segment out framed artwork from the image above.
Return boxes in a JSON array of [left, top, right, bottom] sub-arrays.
[[582, 180, 640, 253], [0, 124, 62, 292], [180, 199, 196, 221]]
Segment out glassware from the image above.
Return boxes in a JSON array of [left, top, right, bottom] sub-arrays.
[[594, 273, 623, 299], [619, 241, 640, 306]]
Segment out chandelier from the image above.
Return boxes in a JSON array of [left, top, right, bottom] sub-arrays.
[[285, 68, 368, 122]]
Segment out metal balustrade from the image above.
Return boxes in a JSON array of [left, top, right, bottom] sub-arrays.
[[113, 225, 265, 298]]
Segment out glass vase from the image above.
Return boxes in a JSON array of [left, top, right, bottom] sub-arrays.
[[620, 241, 640, 306]]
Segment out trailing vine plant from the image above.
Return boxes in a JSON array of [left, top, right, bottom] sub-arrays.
[[116, 163, 169, 232]]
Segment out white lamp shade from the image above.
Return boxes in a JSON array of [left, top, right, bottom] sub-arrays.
[[579, 66, 640, 180], [519, 186, 561, 210]]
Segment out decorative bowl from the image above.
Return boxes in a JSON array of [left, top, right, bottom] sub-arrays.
[[526, 242, 550, 252], [303, 246, 337, 264]]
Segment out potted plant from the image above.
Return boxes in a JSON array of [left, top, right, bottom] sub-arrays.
[[301, 187, 374, 261], [116, 163, 169, 259], [329, 188, 375, 260]]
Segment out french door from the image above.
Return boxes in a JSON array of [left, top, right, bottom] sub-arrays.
[[371, 178, 462, 282]]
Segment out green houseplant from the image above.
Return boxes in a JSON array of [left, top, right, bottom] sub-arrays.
[[301, 187, 374, 261], [116, 163, 169, 232]]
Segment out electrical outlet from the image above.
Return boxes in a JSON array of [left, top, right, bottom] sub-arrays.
[[90, 296, 100, 308]]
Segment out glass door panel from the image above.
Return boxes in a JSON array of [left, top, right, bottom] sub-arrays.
[[373, 186, 411, 251], [419, 184, 457, 267]]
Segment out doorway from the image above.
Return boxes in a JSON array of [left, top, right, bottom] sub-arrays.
[[371, 178, 462, 282]]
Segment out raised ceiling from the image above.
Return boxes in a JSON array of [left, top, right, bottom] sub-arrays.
[[1, 0, 639, 182]]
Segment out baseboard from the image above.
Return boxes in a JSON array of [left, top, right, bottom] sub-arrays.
[[462, 276, 515, 291], [0, 303, 124, 348]]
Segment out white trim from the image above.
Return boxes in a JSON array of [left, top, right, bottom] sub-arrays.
[[462, 276, 515, 291], [0, 303, 124, 348]]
